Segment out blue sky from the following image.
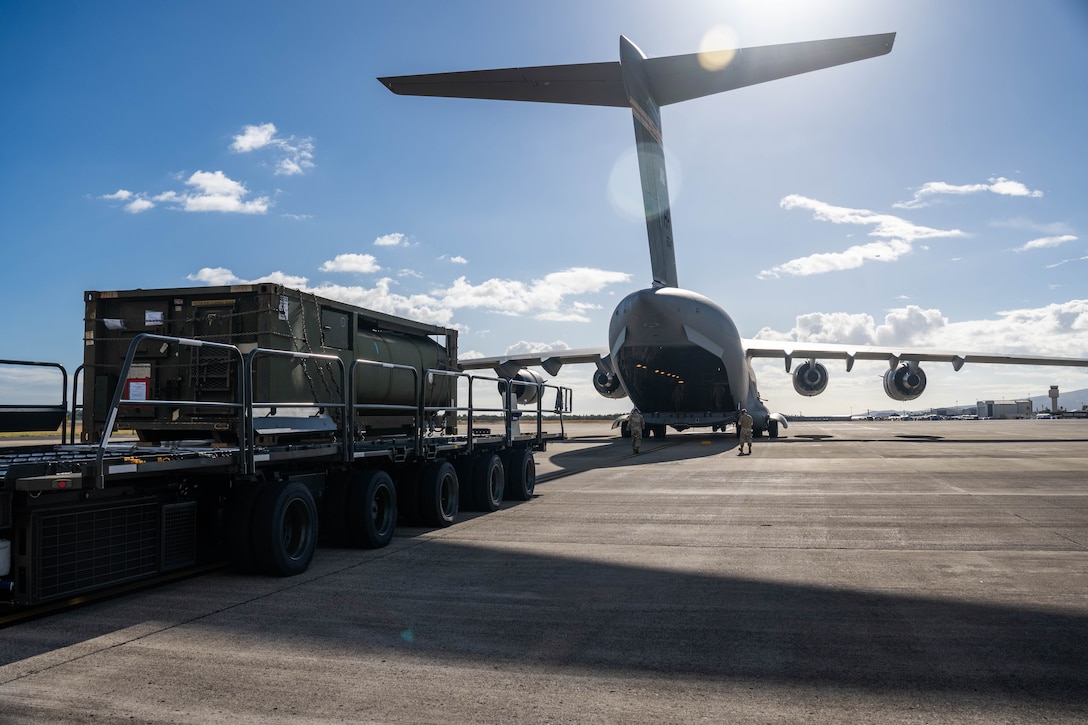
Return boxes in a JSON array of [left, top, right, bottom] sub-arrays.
[[2, 0, 1087, 416]]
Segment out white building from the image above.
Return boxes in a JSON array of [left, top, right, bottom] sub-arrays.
[[976, 399, 1032, 420]]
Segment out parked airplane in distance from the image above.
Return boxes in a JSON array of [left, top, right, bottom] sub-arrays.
[[379, 32, 1088, 438]]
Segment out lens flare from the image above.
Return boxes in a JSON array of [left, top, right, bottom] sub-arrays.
[[698, 25, 739, 72], [607, 144, 683, 223]]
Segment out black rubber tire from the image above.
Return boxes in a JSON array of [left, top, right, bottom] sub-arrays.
[[652, 424, 667, 438], [347, 469, 397, 548], [226, 480, 263, 573], [252, 480, 319, 577], [472, 454, 505, 512], [502, 447, 535, 501], [419, 461, 458, 528], [620, 420, 631, 438], [768, 420, 780, 439]]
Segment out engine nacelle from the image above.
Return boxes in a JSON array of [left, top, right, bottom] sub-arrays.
[[883, 363, 927, 401], [592, 370, 628, 399], [499, 369, 544, 405], [792, 360, 829, 397]]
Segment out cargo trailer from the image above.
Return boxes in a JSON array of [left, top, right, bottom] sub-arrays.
[[0, 286, 572, 608]]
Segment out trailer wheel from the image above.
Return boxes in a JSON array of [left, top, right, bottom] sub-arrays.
[[472, 454, 505, 512], [227, 481, 263, 573], [347, 469, 397, 548], [503, 448, 535, 501], [419, 461, 458, 528], [253, 480, 318, 576]]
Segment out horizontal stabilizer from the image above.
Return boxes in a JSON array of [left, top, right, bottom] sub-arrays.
[[378, 33, 895, 109], [647, 33, 896, 106], [379, 62, 628, 107]]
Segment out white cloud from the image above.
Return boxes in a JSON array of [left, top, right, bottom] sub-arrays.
[[374, 233, 410, 247], [187, 267, 241, 286], [101, 124, 313, 217], [103, 170, 271, 215], [449, 255, 468, 264], [186, 267, 309, 288], [505, 340, 571, 355], [125, 198, 155, 214], [1014, 235, 1077, 253], [758, 196, 964, 279], [231, 122, 314, 176], [438, 267, 631, 321], [895, 176, 1043, 209], [181, 171, 270, 214], [1046, 256, 1088, 269], [755, 300, 1088, 357], [185, 265, 631, 327], [319, 253, 381, 274], [231, 123, 278, 152]]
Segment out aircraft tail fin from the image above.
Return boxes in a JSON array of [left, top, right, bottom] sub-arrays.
[[379, 32, 895, 290]]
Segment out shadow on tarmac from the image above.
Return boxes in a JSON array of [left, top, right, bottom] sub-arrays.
[[198, 539, 1088, 714]]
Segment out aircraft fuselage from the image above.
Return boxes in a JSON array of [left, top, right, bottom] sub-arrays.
[[609, 286, 769, 429]]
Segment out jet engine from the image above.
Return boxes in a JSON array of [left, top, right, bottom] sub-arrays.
[[792, 360, 829, 397], [592, 370, 628, 399], [499, 369, 545, 404], [883, 363, 927, 401]]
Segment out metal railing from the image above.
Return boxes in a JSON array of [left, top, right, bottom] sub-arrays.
[[0, 359, 69, 443], [242, 347, 347, 475], [9, 333, 573, 488], [96, 334, 247, 488]]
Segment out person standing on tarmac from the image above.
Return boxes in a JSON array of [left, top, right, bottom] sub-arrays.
[[737, 408, 754, 456], [628, 407, 645, 454]]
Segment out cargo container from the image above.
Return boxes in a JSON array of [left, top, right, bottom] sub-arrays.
[[0, 286, 571, 608]]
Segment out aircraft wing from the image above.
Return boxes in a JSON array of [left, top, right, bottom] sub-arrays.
[[459, 347, 609, 377], [743, 339, 1088, 373]]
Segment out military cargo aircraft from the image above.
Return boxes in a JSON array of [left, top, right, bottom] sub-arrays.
[[380, 33, 1088, 437]]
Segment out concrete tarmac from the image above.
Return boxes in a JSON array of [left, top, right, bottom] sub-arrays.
[[2, 420, 1086, 723]]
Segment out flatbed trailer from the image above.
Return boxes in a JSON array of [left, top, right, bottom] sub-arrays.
[[0, 289, 572, 609]]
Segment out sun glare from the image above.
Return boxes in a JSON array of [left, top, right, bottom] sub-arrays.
[[698, 25, 739, 71]]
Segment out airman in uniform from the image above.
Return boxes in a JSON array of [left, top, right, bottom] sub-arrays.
[[737, 407, 753, 456], [629, 407, 645, 454]]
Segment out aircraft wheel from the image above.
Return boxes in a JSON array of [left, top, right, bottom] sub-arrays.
[[253, 480, 318, 577], [472, 453, 505, 512], [347, 469, 397, 548], [620, 420, 631, 438], [419, 461, 459, 528], [768, 420, 780, 439], [503, 448, 535, 501]]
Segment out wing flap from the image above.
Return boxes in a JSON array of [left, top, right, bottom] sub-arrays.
[[459, 347, 608, 376]]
